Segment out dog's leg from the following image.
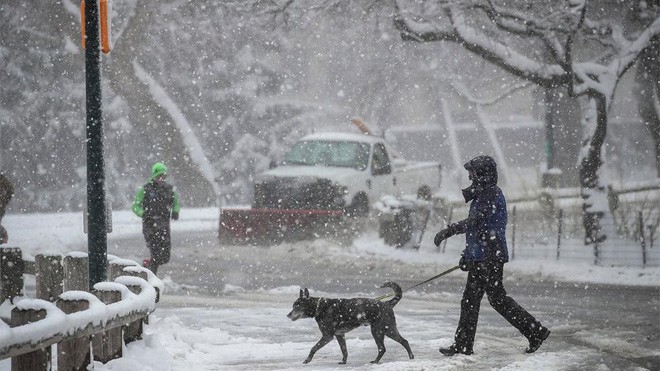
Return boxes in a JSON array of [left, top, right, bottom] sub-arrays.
[[386, 326, 414, 359], [335, 334, 348, 364], [304, 334, 333, 364], [370, 327, 386, 364]]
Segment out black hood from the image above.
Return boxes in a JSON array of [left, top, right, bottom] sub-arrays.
[[461, 155, 498, 202]]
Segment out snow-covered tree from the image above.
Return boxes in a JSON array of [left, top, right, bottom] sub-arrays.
[[391, 0, 660, 245], [635, 34, 660, 176]]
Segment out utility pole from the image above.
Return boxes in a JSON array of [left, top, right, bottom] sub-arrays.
[[85, 0, 107, 287]]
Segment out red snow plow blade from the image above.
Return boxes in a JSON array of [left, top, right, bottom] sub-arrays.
[[219, 208, 344, 244]]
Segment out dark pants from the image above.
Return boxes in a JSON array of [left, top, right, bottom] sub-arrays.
[[454, 260, 544, 349], [143, 218, 171, 275]]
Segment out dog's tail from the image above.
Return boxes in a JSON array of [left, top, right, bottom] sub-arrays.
[[380, 281, 403, 307]]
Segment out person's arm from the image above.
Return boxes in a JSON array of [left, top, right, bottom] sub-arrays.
[[2, 175, 14, 200], [7, 178, 13, 199], [446, 199, 494, 240], [0, 175, 13, 222], [434, 196, 492, 246], [132, 186, 145, 217], [449, 197, 491, 235], [171, 188, 180, 220]]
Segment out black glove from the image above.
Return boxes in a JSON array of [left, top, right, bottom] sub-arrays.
[[434, 227, 453, 246], [459, 255, 472, 272], [171, 212, 179, 220]]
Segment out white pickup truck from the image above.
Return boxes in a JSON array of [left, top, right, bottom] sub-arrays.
[[219, 131, 442, 243]]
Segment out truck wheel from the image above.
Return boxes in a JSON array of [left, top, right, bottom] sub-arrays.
[[382, 210, 413, 247], [348, 193, 369, 217], [417, 185, 432, 200]]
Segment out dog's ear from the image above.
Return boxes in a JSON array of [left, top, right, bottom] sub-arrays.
[[299, 289, 304, 298], [304, 288, 309, 298]]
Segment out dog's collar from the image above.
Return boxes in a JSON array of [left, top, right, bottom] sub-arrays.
[[314, 298, 324, 317]]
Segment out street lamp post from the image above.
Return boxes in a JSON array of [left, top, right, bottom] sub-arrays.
[[84, 0, 108, 287]]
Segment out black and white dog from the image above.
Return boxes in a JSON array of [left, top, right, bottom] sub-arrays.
[[287, 282, 414, 364]]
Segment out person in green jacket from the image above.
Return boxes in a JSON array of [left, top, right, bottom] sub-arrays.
[[132, 162, 180, 275]]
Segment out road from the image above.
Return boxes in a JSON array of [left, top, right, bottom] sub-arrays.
[[109, 230, 660, 370]]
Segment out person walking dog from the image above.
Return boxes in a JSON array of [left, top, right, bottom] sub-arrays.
[[433, 155, 550, 356], [132, 162, 180, 275]]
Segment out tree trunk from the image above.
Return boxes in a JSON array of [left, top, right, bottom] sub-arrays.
[[544, 85, 582, 187], [104, 1, 215, 207], [636, 36, 660, 177], [578, 92, 612, 246]]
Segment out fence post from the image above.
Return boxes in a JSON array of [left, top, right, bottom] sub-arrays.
[[594, 241, 599, 266], [511, 206, 516, 260], [63, 254, 90, 292], [556, 209, 563, 260], [120, 269, 148, 343], [92, 286, 122, 363], [108, 260, 135, 281], [57, 297, 91, 371], [36, 254, 64, 302], [649, 224, 656, 249], [123, 283, 144, 344], [11, 307, 50, 371], [639, 211, 647, 268], [0, 247, 24, 303]]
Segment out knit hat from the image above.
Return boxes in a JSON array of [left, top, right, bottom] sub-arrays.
[[150, 162, 168, 181]]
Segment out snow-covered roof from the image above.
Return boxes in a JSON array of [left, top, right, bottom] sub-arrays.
[[300, 132, 383, 144]]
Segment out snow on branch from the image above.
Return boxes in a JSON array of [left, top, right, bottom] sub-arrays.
[[394, 1, 568, 86], [133, 60, 222, 204], [450, 80, 532, 106], [448, 8, 566, 84], [614, 16, 660, 77], [61, 0, 80, 20], [573, 16, 660, 99], [483, 0, 572, 36], [393, 4, 455, 42]]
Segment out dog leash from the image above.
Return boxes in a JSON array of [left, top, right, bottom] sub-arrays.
[[375, 265, 461, 301]]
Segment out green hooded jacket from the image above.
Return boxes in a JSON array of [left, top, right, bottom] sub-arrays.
[[132, 162, 181, 218]]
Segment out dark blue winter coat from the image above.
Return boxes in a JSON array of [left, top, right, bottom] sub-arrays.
[[450, 156, 509, 263]]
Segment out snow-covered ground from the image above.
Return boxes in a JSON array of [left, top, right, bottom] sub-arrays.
[[1, 208, 659, 370]]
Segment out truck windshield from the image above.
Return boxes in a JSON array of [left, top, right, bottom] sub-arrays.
[[283, 140, 370, 170]]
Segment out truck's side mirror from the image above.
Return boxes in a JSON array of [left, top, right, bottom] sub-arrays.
[[269, 159, 277, 169]]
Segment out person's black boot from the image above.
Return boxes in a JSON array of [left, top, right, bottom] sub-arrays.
[[526, 327, 550, 353], [439, 344, 473, 356]]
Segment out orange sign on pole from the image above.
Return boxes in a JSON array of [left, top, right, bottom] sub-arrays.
[[99, 0, 111, 54], [81, 0, 111, 54], [81, 0, 85, 49]]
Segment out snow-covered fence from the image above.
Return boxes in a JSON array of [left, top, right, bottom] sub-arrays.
[[0, 248, 162, 370], [441, 181, 660, 267]]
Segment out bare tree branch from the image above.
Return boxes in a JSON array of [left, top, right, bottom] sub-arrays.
[[394, 3, 570, 87], [450, 80, 532, 106]]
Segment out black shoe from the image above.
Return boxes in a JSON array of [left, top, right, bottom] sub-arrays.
[[526, 327, 550, 353], [439, 344, 473, 356]]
